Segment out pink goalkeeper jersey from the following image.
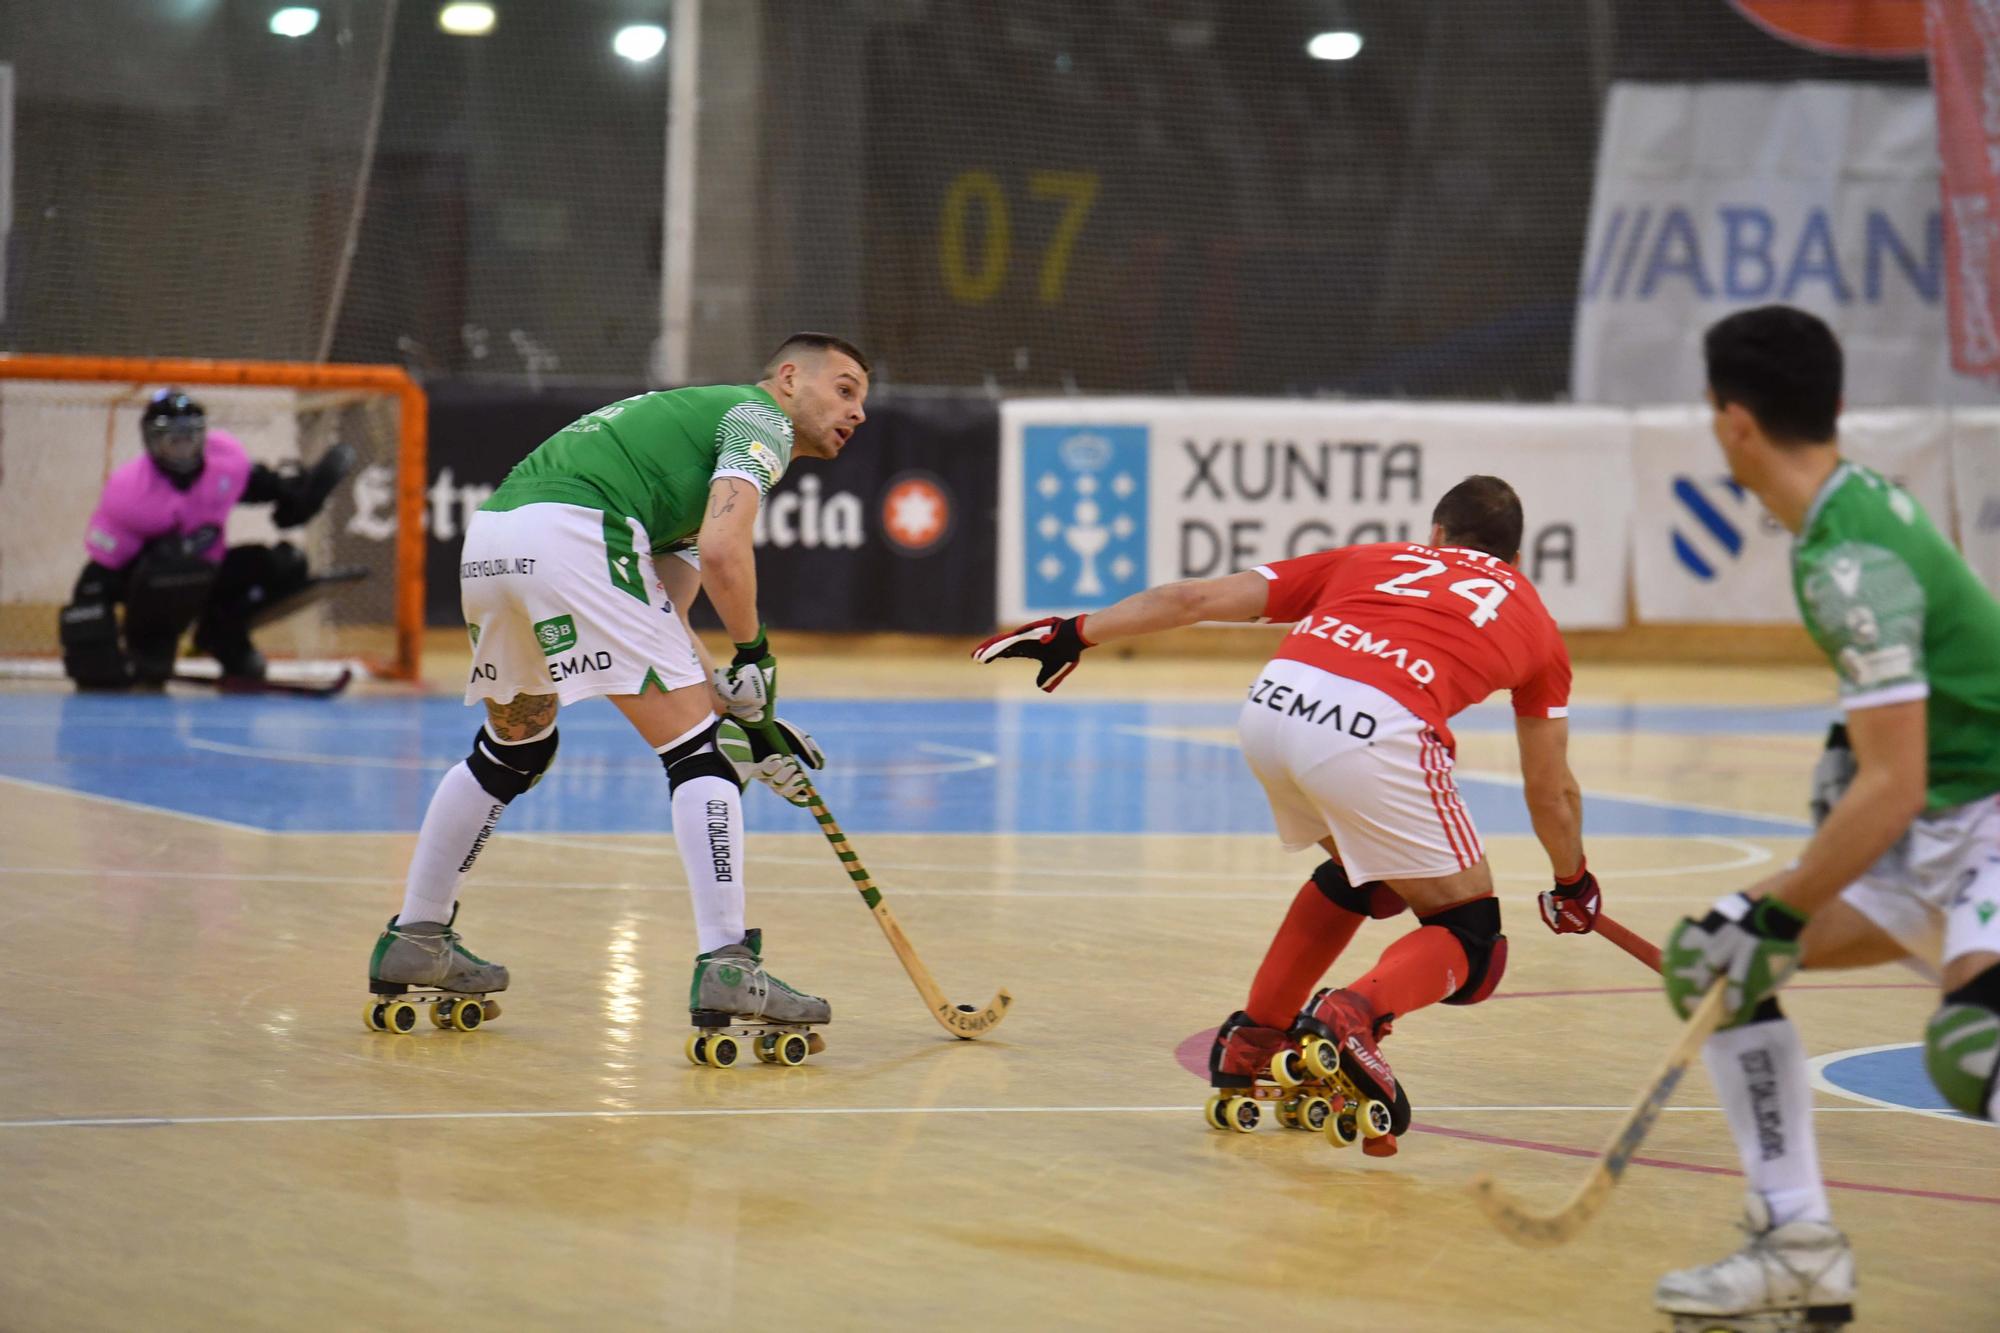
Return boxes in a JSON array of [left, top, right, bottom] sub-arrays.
[[83, 430, 253, 570]]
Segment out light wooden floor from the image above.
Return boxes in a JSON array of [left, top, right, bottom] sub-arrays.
[[1, 658, 1994, 1332]]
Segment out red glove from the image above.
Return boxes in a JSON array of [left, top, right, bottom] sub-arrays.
[[971, 616, 1094, 692], [1538, 862, 1601, 935]]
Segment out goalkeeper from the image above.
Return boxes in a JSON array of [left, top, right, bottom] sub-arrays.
[[365, 334, 871, 1038], [60, 388, 357, 688]]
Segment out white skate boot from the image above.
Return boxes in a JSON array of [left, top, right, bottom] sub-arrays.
[[685, 928, 829, 1069], [363, 904, 508, 1034], [1656, 1194, 1854, 1331]]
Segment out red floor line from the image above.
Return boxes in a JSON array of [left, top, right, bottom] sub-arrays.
[[1415, 1122, 2000, 1207]]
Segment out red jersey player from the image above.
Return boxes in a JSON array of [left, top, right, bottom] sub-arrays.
[[975, 476, 1601, 1153]]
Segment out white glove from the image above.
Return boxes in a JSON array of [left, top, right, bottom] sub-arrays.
[[713, 631, 775, 723], [716, 717, 824, 807]]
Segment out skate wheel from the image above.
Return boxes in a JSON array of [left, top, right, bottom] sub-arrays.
[[386, 1001, 419, 1034], [685, 1033, 708, 1066], [448, 998, 483, 1032], [363, 1001, 387, 1033], [1359, 1099, 1393, 1139], [1270, 1048, 1305, 1088], [1300, 1037, 1340, 1081], [773, 1033, 810, 1067], [1297, 1096, 1333, 1133], [1223, 1096, 1259, 1133], [1276, 1097, 1300, 1129], [1202, 1095, 1230, 1131], [429, 1001, 452, 1029], [1326, 1107, 1360, 1149], [754, 1035, 779, 1064], [707, 1035, 740, 1068]]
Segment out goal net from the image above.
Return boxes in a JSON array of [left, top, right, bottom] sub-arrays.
[[0, 356, 425, 680]]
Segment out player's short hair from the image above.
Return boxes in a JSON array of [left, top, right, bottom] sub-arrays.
[[764, 332, 871, 379], [1432, 475, 1523, 563], [1703, 305, 1841, 444]]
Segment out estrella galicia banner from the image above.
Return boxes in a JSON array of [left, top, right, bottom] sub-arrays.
[[999, 399, 1634, 629], [1631, 407, 1954, 623], [409, 384, 997, 632]]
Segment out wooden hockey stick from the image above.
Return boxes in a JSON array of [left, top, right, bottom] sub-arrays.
[[1471, 980, 1726, 1246], [761, 725, 1012, 1040], [1594, 912, 1662, 974]]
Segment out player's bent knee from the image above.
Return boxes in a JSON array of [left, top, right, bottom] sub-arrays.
[[1925, 965, 2000, 1119], [658, 719, 742, 793], [1310, 859, 1407, 919], [466, 723, 559, 802], [1421, 895, 1507, 1006]]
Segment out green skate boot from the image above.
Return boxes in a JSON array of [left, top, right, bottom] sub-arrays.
[[363, 903, 508, 1035], [685, 927, 830, 1069]]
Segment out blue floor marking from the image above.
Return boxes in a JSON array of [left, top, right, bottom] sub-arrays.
[[1820, 1046, 1956, 1114], [0, 693, 1820, 836]]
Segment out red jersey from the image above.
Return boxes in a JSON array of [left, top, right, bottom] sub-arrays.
[[1254, 542, 1571, 750]]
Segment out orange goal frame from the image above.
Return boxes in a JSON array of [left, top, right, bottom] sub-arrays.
[[0, 354, 427, 681]]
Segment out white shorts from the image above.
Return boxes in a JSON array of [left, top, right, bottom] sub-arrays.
[[1839, 793, 2000, 968], [459, 502, 708, 707], [1237, 659, 1483, 882]]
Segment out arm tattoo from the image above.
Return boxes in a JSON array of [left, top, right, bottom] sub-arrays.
[[709, 478, 749, 519]]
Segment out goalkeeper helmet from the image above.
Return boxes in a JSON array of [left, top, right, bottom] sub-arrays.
[[140, 389, 208, 479]]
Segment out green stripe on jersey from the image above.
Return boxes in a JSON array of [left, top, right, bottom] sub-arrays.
[[1792, 463, 2000, 809], [482, 384, 794, 555]]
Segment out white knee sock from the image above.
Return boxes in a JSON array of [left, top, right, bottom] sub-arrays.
[[1703, 1015, 1832, 1227], [661, 718, 746, 954], [401, 762, 505, 925]]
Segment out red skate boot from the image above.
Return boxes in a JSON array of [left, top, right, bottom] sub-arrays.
[[1202, 1011, 1341, 1136], [1291, 987, 1409, 1153]]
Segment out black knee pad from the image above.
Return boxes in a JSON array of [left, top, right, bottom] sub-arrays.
[[1309, 859, 1408, 919], [466, 724, 559, 802], [659, 719, 741, 792], [1420, 896, 1507, 1006]]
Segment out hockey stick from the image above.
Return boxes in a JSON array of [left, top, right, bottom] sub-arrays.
[[1470, 980, 1727, 1246], [172, 666, 353, 698], [1594, 912, 1662, 973], [760, 724, 1012, 1040]]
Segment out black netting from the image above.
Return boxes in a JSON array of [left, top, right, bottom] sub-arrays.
[[0, 0, 1934, 395]]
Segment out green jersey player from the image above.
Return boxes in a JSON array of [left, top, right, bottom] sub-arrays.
[[363, 333, 870, 1058], [1655, 306, 2000, 1331]]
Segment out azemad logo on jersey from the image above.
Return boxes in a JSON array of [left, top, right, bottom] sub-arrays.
[[1017, 425, 1149, 613]]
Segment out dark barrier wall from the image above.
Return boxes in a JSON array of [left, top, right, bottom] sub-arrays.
[[423, 383, 998, 633]]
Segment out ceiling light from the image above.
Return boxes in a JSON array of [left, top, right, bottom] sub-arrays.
[[439, 3, 496, 36], [269, 7, 319, 37], [1307, 31, 1363, 61], [613, 24, 666, 62]]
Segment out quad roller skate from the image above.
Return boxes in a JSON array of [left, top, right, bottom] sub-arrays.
[[684, 928, 829, 1069], [1200, 1011, 1411, 1154], [363, 905, 507, 1034], [1658, 1195, 1855, 1333], [1290, 986, 1413, 1155]]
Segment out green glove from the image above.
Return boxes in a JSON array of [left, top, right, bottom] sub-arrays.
[[713, 626, 776, 723], [1663, 893, 1807, 1027]]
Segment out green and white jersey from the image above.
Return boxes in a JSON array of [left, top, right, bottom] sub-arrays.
[[1792, 462, 2000, 811], [482, 384, 793, 554]]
